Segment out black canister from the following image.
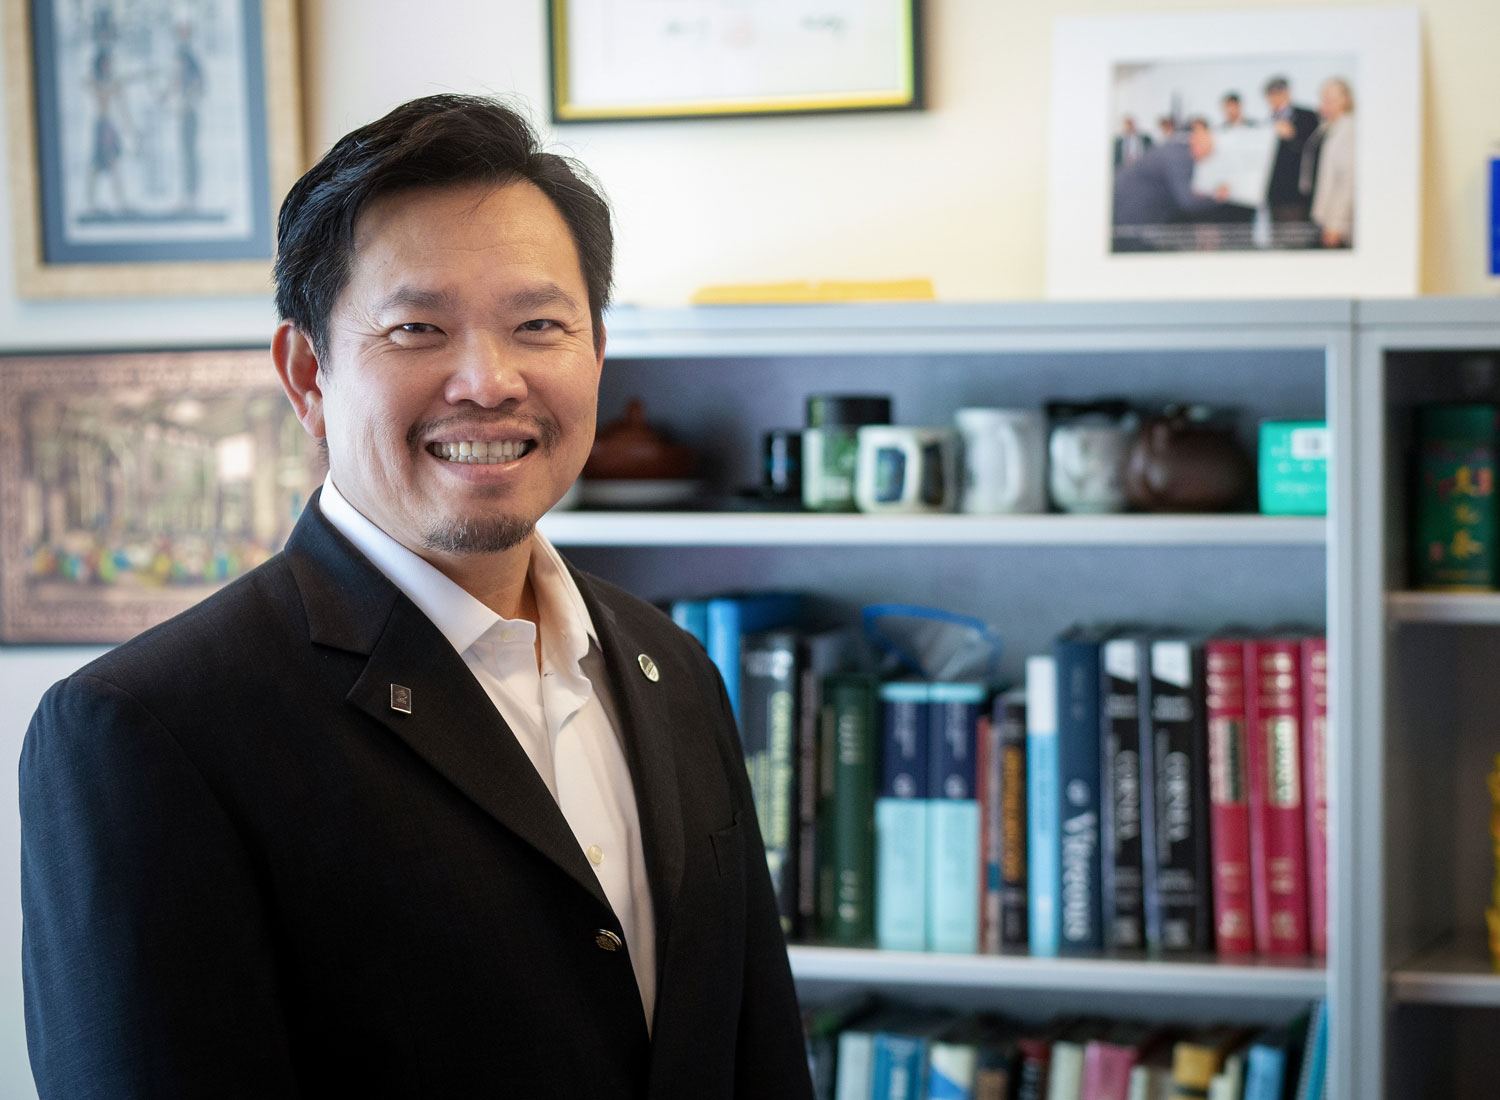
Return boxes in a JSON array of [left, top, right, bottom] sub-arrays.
[[803, 395, 892, 511]]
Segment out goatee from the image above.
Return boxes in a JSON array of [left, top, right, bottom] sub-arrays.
[[421, 515, 535, 555]]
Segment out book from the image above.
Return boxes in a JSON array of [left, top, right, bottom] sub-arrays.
[[1169, 1027, 1251, 1100], [1206, 1046, 1247, 1100], [1081, 1023, 1171, 1100], [818, 672, 880, 945], [706, 592, 802, 722], [1101, 635, 1150, 952], [805, 996, 878, 1100], [872, 1012, 953, 1100], [983, 689, 1029, 952], [740, 628, 801, 935], [1244, 638, 1310, 956], [929, 681, 985, 953], [977, 710, 996, 953], [929, 1014, 1020, 1100], [1301, 637, 1330, 958], [1242, 1015, 1310, 1100], [974, 1016, 1023, 1100], [1055, 629, 1107, 954], [797, 628, 858, 939], [836, 1007, 900, 1100], [1127, 1044, 1175, 1100], [669, 597, 709, 648], [1047, 1019, 1107, 1100], [1026, 655, 1061, 958], [1015, 1019, 1071, 1100], [876, 680, 930, 952], [1292, 1001, 1328, 1100], [1146, 637, 1213, 953], [1204, 635, 1256, 956]]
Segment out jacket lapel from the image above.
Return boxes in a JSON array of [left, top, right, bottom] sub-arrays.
[[285, 497, 610, 914], [573, 571, 687, 964]]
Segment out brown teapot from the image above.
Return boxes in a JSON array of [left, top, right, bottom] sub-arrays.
[[1124, 405, 1254, 512], [583, 398, 696, 481]]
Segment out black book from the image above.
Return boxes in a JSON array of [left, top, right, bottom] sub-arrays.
[[740, 628, 801, 935], [1100, 634, 1149, 952]]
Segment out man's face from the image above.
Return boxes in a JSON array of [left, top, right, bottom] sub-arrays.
[[295, 180, 603, 566], [1223, 99, 1242, 124], [1189, 123, 1214, 161], [1266, 88, 1290, 113]]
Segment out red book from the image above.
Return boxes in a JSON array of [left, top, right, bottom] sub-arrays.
[[1205, 638, 1255, 956], [1302, 636, 1330, 958], [1243, 638, 1310, 956], [1080, 1023, 1171, 1100]]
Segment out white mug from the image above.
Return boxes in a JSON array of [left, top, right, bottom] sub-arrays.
[[853, 426, 958, 514], [1049, 417, 1135, 513], [954, 408, 1047, 514]]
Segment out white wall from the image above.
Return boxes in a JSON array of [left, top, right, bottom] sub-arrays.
[[1, 0, 1500, 1094]]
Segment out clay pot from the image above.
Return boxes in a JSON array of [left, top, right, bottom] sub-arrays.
[[1124, 405, 1254, 512], [583, 399, 696, 480]]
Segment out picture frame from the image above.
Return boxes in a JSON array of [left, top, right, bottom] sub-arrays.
[[0, 349, 325, 644], [549, 0, 922, 122], [1045, 7, 1420, 300], [3, 0, 302, 298]]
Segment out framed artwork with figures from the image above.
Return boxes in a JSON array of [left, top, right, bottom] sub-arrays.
[[2, 0, 301, 297]]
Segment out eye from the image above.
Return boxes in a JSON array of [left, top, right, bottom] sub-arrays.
[[518, 319, 558, 333], [398, 323, 438, 335]]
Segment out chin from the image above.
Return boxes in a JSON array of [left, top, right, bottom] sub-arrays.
[[421, 514, 536, 555]]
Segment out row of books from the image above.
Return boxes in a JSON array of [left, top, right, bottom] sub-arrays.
[[671, 592, 1328, 961], [1023, 627, 1328, 959], [804, 999, 1328, 1100]]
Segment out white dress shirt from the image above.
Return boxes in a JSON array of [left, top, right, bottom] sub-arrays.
[[317, 478, 657, 1030]]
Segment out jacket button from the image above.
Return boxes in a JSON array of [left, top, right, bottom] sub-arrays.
[[594, 929, 623, 952]]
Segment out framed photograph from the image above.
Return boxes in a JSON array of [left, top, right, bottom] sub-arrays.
[[2, 0, 301, 297], [549, 0, 922, 122], [1046, 7, 1420, 300], [0, 349, 324, 644]]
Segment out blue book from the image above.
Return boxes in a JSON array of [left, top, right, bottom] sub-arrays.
[[1025, 655, 1060, 958], [1293, 1001, 1328, 1100], [871, 1014, 949, 1100], [1243, 1039, 1288, 1100], [928, 681, 985, 954], [669, 598, 709, 647], [706, 592, 802, 721], [1054, 628, 1106, 954], [876, 681, 930, 952]]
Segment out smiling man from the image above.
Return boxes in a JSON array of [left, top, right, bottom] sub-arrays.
[[21, 95, 814, 1100]]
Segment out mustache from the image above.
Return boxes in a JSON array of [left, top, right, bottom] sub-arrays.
[[407, 412, 562, 452]]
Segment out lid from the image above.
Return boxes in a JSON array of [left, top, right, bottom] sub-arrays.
[[806, 394, 893, 428]]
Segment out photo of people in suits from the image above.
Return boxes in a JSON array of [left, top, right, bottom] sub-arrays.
[[1108, 56, 1357, 254]]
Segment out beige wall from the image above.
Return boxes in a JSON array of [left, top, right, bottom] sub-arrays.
[[299, 0, 1500, 307]]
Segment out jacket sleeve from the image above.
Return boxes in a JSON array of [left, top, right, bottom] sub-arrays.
[[706, 674, 815, 1100], [20, 674, 301, 1099]]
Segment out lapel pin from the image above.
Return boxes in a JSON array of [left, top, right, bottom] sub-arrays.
[[390, 684, 413, 714], [637, 653, 660, 683]]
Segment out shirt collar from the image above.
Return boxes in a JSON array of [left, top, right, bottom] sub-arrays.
[[316, 476, 598, 661]]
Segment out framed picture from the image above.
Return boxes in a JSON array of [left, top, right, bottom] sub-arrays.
[[2, 0, 302, 297], [0, 349, 324, 644], [1045, 7, 1420, 300], [549, 0, 922, 122]]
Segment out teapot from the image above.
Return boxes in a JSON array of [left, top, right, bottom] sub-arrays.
[[1124, 405, 1254, 512]]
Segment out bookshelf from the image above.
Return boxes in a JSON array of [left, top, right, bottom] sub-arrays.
[[1356, 298, 1500, 1099], [554, 300, 1352, 1084]]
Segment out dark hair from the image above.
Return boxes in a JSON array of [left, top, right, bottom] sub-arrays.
[[273, 94, 613, 359], [1222, 92, 1241, 105], [1264, 76, 1290, 96]]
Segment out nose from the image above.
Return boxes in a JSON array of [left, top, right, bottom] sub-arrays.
[[443, 333, 528, 408]]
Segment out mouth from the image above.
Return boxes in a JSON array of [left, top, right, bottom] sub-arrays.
[[427, 439, 536, 465]]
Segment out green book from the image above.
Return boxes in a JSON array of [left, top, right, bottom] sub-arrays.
[[818, 672, 879, 944]]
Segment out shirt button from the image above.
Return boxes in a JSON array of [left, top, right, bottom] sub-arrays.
[[594, 929, 622, 952], [586, 844, 604, 865]]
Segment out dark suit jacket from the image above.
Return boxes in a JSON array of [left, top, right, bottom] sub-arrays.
[[1111, 141, 1221, 229], [1267, 105, 1320, 206], [20, 497, 813, 1099]]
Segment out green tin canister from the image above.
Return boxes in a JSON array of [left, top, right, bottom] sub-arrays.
[[1414, 403, 1500, 590], [802, 395, 892, 512]]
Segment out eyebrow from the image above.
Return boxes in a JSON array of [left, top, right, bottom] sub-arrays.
[[371, 283, 586, 319]]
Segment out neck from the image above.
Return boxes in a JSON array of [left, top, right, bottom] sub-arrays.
[[425, 536, 537, 623]]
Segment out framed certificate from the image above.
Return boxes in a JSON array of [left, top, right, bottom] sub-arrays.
[[549, 0, 922, 122]]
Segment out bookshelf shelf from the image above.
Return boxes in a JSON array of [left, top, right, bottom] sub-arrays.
[[540, 511, 1326, 548], [1385, 592, 1500, 625], [1389, 934, 1500, 1007], [788, 945, 1327, 1000]]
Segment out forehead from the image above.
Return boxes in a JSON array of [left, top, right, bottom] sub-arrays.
[[344, 180, 584, 295]]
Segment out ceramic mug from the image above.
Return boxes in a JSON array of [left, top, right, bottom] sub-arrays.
[[1048, 411, 1137, 513], [954, 407, 1048, 514], [853, 426, 958, 514]]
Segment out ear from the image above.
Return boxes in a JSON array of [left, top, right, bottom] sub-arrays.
[[272, 320, 326, 438], [595, 323, 607, 372]]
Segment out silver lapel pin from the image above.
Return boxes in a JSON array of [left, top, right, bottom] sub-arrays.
[[637, 653, 660, 683], [390, 684, 413, 714]]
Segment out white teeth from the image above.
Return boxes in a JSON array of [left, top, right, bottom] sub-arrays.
[[432, 440, 530, 464]]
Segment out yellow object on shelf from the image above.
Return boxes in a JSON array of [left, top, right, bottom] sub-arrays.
[[690, 279, 935, 305]]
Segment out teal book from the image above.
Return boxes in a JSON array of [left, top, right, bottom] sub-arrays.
[[876, 681, 930, 952], [928, 681, 985, 954], [706, 592, 802, 721], [1243, 1014, 1309, 1100], [1293, 1001, 1328, 1100], [669, 598, 709, 648], [1054, 627, 1107, 955], [872, 1013, 952, 1100], [1026, 655, 1060, 957], [818, 673, 880, 945]]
